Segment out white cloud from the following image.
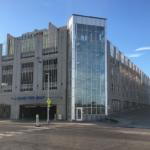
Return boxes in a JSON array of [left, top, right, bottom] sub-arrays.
[[135, 47, 150, 51], [126, 53, 144, 58], [43, 3, 50, 6]]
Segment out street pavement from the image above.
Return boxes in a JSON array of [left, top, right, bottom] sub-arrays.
[[0, 107, 150, 149]]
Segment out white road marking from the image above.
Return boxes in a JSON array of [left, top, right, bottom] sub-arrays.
[[17, 130, 33, 132], [4, 134, 13, 137], [5, 132, 23, 134], [0, 125, 64, 140]]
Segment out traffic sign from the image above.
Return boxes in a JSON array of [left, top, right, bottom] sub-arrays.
[[47, 98, 51, 104], [48, 104, 50, 107], [57, 109, 59, 113]]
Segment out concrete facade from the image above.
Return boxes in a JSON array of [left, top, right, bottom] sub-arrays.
[[0, 23, 67, 120], [107, 40, 150, 115]]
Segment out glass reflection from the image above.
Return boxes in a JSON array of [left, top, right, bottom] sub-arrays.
[[74, 23, 105, 115]]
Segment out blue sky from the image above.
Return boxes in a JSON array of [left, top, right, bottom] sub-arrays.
[[0, 0, 150, 76]]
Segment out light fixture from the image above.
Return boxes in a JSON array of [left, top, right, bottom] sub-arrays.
[[1, 83, 8, 86]]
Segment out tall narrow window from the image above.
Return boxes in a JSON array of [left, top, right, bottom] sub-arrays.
[[1, 65, 13, 92], [21, 62, 34, 91], [43, 58, 57, 90], [8, 39, 14, 55]]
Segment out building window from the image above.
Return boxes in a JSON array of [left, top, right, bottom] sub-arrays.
[[110, 43, 114, 57], [42, 30, 58, 55], [21, 62, 34, 91], [121, 54, 124, 63], [70, 23, 105, 116], [8, 39, 14, 55], [21, 36, 35, 53], [43, 58, 57, 90], [116, 49, 119, 60], [43, 31, 49, 49], [1, 65, 13, 92]]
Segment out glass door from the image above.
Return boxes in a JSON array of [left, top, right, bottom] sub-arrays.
[[77, 108, 82, 121]]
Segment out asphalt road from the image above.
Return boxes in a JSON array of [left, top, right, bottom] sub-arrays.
[[0, 120, 150, 150], [0, 107, 150, 150]]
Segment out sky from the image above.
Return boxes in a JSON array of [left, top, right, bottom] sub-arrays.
[[0, 0, 150, 76]]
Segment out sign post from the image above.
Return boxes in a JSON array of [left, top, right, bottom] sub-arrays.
[[107, 105, 110, 124], [36, 114, 40, 127], [47, 98, 51, 123], [47, 72, 49, 123]]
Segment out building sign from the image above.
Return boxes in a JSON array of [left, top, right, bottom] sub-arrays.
[[38, 32, 43, 35], [17, 96, 45, 100], [14, 31, 43, 40]]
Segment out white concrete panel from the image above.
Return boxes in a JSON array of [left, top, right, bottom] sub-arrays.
[[76, 16, 82, 24], [11, 105, 19, 119], [72, 49, 75, 60], [72, 30, 76, 40], [71, 114, 75, 120], [96, 19, 101, 26], [91, 18, 96, 25], [101, 19, 105, 26], [105, 27, 107, 35], [73, 15, 76, 23], [82, 17, 87, 24], [72, 23, 76, 30], [68, 16, 73, 28], [105, 20, 107, 27], [71, 107, 75, 120], [72, 39, 75, 49], [72, 58, 75, 70], [87, 18, 92, 25], [71, 16, 73, 24]]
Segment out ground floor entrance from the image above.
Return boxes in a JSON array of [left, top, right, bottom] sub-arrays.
[[20, 104, 56, 120], [76, 107, 82, 121]]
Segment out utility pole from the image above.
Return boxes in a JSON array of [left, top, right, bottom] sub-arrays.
[[47, 72, 49, 123]]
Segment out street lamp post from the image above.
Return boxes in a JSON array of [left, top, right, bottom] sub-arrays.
[[1, 83, 8, 92], [39, 60, 50, 123], [46, 72, 50, 123]]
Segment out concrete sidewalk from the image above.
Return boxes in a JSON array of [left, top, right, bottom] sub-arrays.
[[1, 107, 150, 129], [109, 107, 150, 129]]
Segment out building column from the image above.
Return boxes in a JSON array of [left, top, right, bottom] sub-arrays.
[[12, 39, 21, 93], [108, 98, 112, 113], [57, 104, 66, 120], [11, 104, 19, 119], [33, 34, 43, 92]]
